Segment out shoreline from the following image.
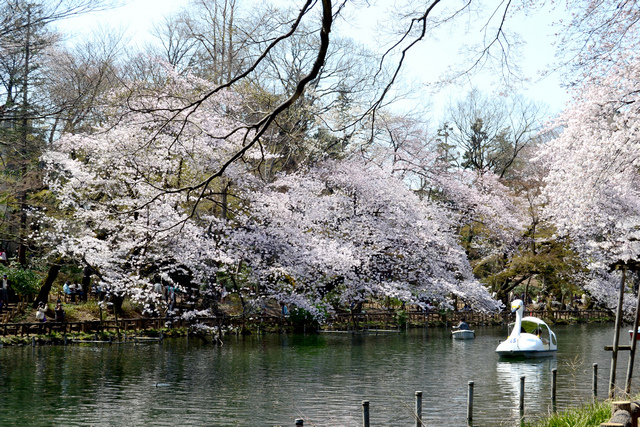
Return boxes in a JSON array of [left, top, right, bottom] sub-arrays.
[[0, 309, 616, 346]]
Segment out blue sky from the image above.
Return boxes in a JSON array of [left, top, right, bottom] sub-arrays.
[[57, 0, 569, 118]]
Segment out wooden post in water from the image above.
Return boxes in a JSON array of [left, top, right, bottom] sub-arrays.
[[519, 375, 525, 419], [609, 268, 626, 399], [551, 368, 557, 412], [593, 363, 598, 400], [362, 400, 370, 427], [625, 281, 640, 394], [467, 381, 474, 424], [415, 391, 422, 427], [114, 303, 121, 341]]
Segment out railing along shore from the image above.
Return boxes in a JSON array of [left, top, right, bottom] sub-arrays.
[[328, 309, 613, 328]]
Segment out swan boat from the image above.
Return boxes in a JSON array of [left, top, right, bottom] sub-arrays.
[[496, 299, 558, 358]]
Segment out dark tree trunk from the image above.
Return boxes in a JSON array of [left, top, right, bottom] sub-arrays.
[[33, 259, 61, 308], [112, 294, 124, 314], [81, 265, 92, 302]]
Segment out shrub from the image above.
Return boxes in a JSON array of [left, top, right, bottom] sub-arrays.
[[523, 400, 611, 427], [0, 263, 43, 296], [395, 309, 408, 326]]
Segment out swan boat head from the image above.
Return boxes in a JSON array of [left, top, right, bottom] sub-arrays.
[[511, 299, 524, 316]]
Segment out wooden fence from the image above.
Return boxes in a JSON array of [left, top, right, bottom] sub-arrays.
[[326, 309, 613, 328], [294, 364, 603, 426]]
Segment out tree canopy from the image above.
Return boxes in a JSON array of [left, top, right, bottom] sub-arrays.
[[2, 0, 640, 317]]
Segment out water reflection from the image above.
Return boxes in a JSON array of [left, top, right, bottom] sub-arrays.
[[0, 324, 626, 426], [451, 336, 476, 350], [495, 358, 557, 419]]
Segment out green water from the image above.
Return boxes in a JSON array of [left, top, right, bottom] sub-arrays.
[[0, 324, 630, 426]]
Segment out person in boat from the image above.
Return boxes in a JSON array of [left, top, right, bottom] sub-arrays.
[[454, 317, 470, 330]]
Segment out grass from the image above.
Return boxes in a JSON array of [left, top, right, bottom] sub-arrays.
[[523, 400, 612, 427]]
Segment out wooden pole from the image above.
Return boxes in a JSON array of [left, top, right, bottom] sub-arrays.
[[551, 368, 557, 413], [114, 301, 121, 341], [519, 375, 525, 419], [609, 269, 626, 399], [362, 400, 370, 427], [467, 381, 474, 424], [415, 391, 422, 427], [593, 363, 598, 400], [625, 278, 640, 394]]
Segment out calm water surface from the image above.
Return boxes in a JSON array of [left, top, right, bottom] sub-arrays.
[[0, 323, 632, 426]]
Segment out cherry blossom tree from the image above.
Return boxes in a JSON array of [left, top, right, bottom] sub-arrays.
[[540, 56, 640, 309], [554, 0, 640, 78], [38, 0, 591, 315], [39, 66, 253, 314], [228, 158, 500, 315], [357, 112, 528, 301], [40, 72, 501, 316], [0, 1, 119, 271]]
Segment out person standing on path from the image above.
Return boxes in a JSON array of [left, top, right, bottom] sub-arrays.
[[54, 301, 65, 322], [1, 274, 8, 305], [36, 302, 47, 322], [154, 282, 165, 299]]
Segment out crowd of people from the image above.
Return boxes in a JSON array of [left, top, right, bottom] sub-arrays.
[[26, 278, 182, 324], [153, 282, 177, 311], [35, 300, 65, 323]]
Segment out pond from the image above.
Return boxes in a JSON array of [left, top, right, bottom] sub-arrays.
[[0, 323, 632, 426]]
